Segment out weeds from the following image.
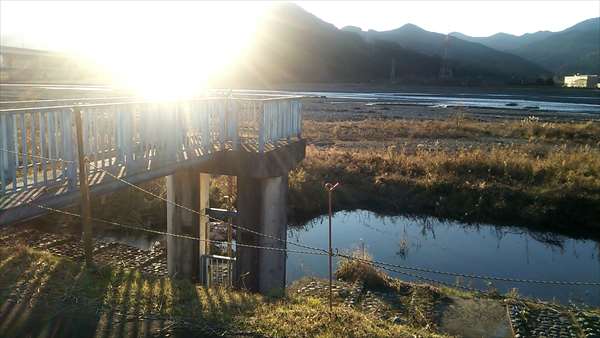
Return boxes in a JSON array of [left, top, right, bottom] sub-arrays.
[[335, 250, 390, 290]]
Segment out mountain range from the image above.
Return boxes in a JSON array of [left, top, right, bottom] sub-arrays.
[[219, 4, 598, 86], [2, 3, 598, 86], [449, 17, 600, 75]]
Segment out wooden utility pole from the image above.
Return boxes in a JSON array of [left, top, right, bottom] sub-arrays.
[[74, 107, 93, 266]]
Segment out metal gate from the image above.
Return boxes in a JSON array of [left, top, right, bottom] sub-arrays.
[[202, 254, 235, 288]]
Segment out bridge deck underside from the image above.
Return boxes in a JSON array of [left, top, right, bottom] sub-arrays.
[[0, 138, 301, 225]]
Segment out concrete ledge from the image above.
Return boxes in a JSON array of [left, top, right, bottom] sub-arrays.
[[195, 139, 306, 178]]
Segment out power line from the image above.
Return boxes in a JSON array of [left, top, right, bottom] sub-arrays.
[[30, 200, 328, 256], [85, 160, 328, 254], [335, 253, 482, 292], [336, 253, 600, 287], [0, 148, 327, 254], [4, 148, 600, 287]]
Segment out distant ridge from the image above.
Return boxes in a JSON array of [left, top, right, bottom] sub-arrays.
[[450, 17, 600, 74], [343, 23, 550, 81]]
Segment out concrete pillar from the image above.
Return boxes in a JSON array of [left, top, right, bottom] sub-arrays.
[[198, 173, 210, 283], [236, 175, 288, 295], [167, 169, 210, 280], [236, 176, 261, 292]]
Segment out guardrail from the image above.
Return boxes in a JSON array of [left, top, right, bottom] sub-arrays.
[[0, 96, 302, 196]]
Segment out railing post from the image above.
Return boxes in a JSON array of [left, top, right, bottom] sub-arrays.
[[61, 109, 77, 188], [220, 99, 227, 148], [297, 100, 302, 139], [19, 114, 28, 189], [74, 107, 93, 266], [285, 99, 294, 142], [202, 100, 210, 152], [258, 102, 265, 153], [230, 99, 240, 151], [0, 114, 12, 194]]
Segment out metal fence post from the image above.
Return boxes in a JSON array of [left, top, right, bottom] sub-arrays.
[[325, 182, 340, 315]]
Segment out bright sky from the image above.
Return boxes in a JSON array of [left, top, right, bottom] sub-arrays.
[[0, 1, 269, 97], [1, 1, 597, 96], [298, 1, 599, 36]]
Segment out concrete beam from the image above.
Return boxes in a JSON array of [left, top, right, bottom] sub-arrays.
[[196, 139, 305, 178], [236, 175, 288, 295], [167, 168, 208, 280]]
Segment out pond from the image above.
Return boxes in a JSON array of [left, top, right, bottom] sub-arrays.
[[286, 210, 600, 307]]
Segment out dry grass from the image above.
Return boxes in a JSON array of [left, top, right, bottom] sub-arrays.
[[303, 117, 600, 146], [244, 296, 445, 338], [0, 246, 447, 337], [289, 142, 600, 234], [292, 110, 600, 235], [335, 250, 391, 290]]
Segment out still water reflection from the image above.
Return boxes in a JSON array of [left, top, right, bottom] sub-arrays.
[[286, 210, 600, 306]]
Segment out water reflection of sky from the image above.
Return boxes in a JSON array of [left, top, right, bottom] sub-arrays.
[[287, 210, 600, 306], [236, 89, 600, 113]]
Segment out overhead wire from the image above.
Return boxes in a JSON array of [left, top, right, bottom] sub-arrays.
[[0, 147, 327, 254], [3, 147, 600, 287]]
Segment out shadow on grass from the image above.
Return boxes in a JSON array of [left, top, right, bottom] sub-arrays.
[[0, 247, 267, 337]]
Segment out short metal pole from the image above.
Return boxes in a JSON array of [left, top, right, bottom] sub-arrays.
[[325, 182, 340, 316], [227, 176, 234, 287], [74, 107, 93, 266]]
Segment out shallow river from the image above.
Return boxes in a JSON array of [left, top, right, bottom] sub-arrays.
[[286, 210, 600, 306], [238, 89, 600, 113]]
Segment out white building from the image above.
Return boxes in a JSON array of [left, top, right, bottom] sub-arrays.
[[564, 74, 599, 88]]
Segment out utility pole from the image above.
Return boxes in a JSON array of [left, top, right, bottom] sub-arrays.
[[325, 182, 340, 315], [74, 107, 93, 266]]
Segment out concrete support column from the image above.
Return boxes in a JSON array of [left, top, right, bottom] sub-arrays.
[[236, 175, 288, 295], [167, 169, 209, 280], [198, 173, 210, 283]]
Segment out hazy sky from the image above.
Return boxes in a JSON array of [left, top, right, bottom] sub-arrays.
[[298, 1, 600, 36], [1, 1, 598, 49]]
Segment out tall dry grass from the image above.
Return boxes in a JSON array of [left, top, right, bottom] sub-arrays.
[[289, 143, 600, 234], [303, 117, 600, 145]]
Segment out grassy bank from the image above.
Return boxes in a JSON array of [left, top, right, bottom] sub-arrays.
[[290, 115, 600, 236], [0, 246, 445, 338]]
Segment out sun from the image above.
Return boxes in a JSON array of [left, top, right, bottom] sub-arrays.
[[69, 2, 268, 99]]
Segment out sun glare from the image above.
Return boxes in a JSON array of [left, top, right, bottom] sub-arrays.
[[3, 1, 269, 99], [90, 2, 269, 99]]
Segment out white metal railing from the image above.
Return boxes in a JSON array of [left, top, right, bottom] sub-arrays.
[[0, 96, 302, 196]]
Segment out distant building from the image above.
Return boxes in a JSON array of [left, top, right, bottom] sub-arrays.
[[563, 74, 599, 88]]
